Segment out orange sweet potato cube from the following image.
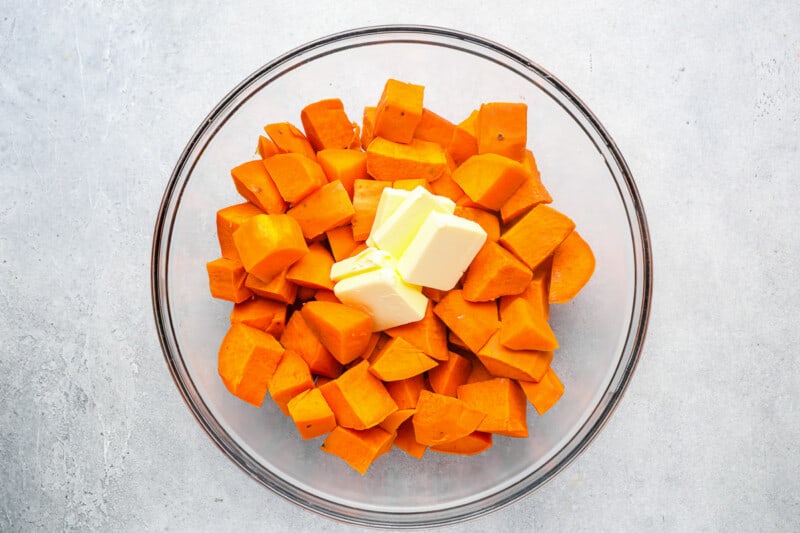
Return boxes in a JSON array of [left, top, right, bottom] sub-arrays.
[[462, 242, 532, 302], [300, 98, 358, 151], [373, 79, 424, 144], [321, 425, 394, 474], [319, 360, 398, 430], [476, 102, 527, 162], [230, 297, 287, 337], [316, 149, 368, 198], [269, 349, 314, 415], [286, 180, 355, 240], [476, 331, 553, 382], [452, 153, 528, 211], [427, 351, 473, 398], [264, 153, 327, 204], [286, 242, 335, 290], [457, 377, 528, 437], [433, 290, 500, 353], [499, 204, 575, 270], [218, 323, 285, 407], [206, 257, 252, 303], [287, 387, 337, 439], [216, 202, 264, 261], [301, 301, 373, 365], [412, 390, 486, 446], [232, 214, 308, 282], [264, 122, 316, 160], [429, 431, 492, 456], [281, 311, 342, 379], [366, 137, 448, 182], [518, 367, 565, 415], [230, 160, 287, 215]]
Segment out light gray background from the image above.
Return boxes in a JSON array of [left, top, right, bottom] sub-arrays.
[[2, 1, 798, 531]]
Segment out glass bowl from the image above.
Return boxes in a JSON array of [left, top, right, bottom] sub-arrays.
[[151, 25, 652, 528]]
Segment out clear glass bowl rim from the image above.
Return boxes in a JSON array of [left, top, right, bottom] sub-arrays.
[[151, 24, 653, 528]]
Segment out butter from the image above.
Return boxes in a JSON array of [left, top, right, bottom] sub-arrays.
[[366, 188, 410, 247], [329, 247, 395, 282], [397, 211, 487, 290], [369, 186, 455, 257], [333, 266, 428, 331]]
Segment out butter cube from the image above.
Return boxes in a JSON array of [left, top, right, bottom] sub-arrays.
[[369, 186, 455, 257], [397, 211, 488, 290], [366, 188, 410, 247], [333, 266, 428, 331], [330, 247, 395, 283]]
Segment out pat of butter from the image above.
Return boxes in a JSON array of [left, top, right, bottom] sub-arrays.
[[397, 211, 488, 290], [333, 266, 428, 331], [366, 188, 410, 247], [369, 186, 455, 257], [329, 247, 395, 283]]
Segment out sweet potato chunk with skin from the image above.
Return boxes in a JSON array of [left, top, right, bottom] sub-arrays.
[[549, 230, 596, 304]]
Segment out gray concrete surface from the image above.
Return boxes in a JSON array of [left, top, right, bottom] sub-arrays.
[[2, 1, 799, 531]]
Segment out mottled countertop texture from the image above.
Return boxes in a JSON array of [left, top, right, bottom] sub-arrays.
[[2, 1, 799, 531]]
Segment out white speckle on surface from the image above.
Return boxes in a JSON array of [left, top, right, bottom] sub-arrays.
[[1, 0, 799, 531]]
